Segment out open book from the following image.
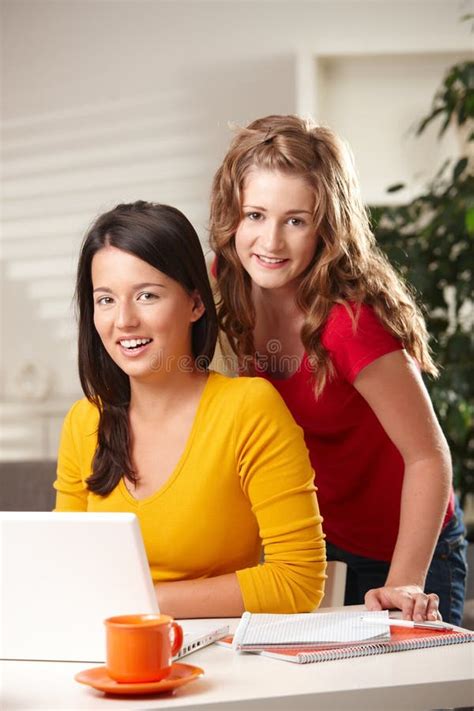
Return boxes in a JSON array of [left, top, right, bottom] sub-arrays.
[[220, 610, 474, 664]]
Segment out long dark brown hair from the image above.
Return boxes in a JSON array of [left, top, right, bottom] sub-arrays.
[[210, 115, 438, 395], [76, 200, 218, 495]]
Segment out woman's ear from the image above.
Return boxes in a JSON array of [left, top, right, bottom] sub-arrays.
[[190, 290, 206, 322]]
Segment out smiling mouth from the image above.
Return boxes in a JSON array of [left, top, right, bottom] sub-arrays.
[[254, 253, 288, 268], [118, 338, 153, 350], [255, 254, 288, 265]]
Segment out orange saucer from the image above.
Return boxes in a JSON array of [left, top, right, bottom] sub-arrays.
[[75, 662, 204, 696]]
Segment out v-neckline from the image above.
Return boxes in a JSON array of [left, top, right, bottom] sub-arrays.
[[256, 352, 308, 384], [119, 372, 214, 506]]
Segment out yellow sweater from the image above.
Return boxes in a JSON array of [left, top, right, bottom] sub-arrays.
[[54, 372, 326, 613]]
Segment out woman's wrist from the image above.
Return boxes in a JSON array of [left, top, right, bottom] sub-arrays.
[[385, 569, 426, 590]]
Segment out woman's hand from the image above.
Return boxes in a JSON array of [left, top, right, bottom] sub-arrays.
[[365, 585, 441, 621]]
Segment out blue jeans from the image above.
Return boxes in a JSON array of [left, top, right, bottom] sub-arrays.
[[326, 499, 468, 625]]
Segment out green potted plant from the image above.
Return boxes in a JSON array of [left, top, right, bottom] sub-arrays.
[[370, 59, 474, 517]]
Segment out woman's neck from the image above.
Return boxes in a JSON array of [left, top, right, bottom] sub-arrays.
[[253, 283, 303, 323], [252, 284, 306, 368], [128, 368, 208, 422]]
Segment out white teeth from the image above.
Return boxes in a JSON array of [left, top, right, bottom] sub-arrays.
[[257, 255, 286, 264], [120, 338, 151, 349]]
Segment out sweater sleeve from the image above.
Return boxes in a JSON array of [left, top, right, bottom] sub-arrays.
[[322, 303, 403, 383], [234, 378, 326, 613], [53, 399, 97, 512]]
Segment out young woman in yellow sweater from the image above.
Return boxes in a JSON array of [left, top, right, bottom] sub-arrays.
[[54, 200, 326, 618]]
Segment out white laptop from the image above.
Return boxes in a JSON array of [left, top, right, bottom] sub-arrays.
[[0, 512, 228, 662]]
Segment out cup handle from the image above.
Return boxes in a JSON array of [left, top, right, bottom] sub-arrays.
[[170, 622, 183, 656]]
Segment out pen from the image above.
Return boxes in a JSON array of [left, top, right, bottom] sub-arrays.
[[359, 616, 451, 631]]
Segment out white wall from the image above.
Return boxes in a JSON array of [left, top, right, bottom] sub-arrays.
[[1, 0, 472, 458], [314, 51, 468, 203], [2, 0, 471, 120]]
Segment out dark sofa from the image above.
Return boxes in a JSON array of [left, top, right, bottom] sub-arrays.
[[0, 460, 56, 511]]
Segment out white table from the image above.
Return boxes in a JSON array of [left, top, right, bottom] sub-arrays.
[[2, 609, 473, 711]]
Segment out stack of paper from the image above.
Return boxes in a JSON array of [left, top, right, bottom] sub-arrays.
[[232, 610, 392, 650]]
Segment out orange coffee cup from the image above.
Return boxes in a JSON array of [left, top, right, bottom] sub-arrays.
[[104, 614, 183, 683]]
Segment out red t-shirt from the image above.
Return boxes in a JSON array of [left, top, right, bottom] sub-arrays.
[[257, 303, 454, 561]]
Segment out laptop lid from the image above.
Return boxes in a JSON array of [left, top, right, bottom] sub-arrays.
[[0, 512, 159, 662]]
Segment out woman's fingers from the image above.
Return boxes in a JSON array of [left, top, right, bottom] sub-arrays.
[[364, 588, 383, 611], [412, 592, 430, 621], [426, 593, 441, 620], [399, 589, 416, 620], [364, 585, 440, 621]]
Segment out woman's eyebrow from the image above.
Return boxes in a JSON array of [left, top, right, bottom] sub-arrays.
[[243, 204, 312, 215], [132, 282, 167, 290], [93, 282, 167, 293]]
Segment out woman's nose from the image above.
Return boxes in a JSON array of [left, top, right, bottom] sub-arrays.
[[261, 221, 284, 252], [116, 301, 140, 329]]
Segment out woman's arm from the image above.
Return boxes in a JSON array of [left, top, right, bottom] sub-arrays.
[[156, 573, 244, 618], [53, 400, 93, 512], [159, 379, 326, 618], [354, 350, 451, 620]]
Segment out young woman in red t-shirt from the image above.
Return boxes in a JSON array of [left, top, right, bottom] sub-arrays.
[[209, 114, 467, 625]]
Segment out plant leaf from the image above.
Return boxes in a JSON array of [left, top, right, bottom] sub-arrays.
[[453, 157, 468, 180], [387, 183, 405, 193], [466, 207, 474, 235], [416, 107, 444, 136], [438, 113, 452, 137]]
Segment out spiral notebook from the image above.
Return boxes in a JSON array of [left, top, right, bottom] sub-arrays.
[[232, 610, 393, 649], [219, 610, 474, 664]]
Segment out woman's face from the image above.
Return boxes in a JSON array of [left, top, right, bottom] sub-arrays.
[[234, 169, 317, 294], [92, 246, 204, 381]]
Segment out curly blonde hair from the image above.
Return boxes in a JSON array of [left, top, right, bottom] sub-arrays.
[[209, 114, 438, 394]]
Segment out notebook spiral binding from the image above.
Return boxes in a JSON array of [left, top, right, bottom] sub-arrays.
[[295, 632, 473, 664]]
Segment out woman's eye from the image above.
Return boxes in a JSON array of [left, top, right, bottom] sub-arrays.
[[288, 217, 304, 227], [247, 212, 262, 221], [138, 292, 158, 302], [96, 296, 113, 306]]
